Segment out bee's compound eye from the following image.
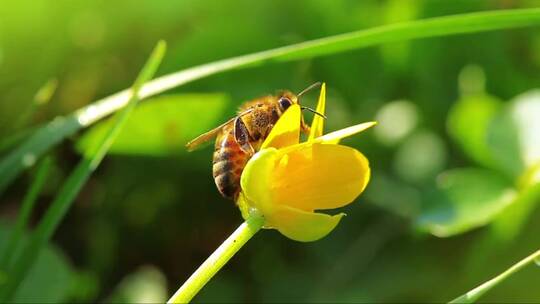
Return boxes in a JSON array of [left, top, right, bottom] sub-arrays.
[[278, 97, 292, 111]]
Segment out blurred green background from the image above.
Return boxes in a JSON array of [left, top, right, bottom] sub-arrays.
[[1, 0, 540, 302]]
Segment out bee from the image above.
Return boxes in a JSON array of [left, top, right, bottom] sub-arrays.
[[186, 83, 325, 201]]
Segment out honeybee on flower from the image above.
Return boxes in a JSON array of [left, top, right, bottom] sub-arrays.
[[186, 83, 325, 200], [238, 83, 375, 242], [169, 83, 375, 303]]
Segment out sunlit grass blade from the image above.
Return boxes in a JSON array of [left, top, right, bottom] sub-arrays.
[[1, 8, 540, 194], [0, 40, 166, 301], [0, 157, 51, 271], [449, 249, 540, 303]]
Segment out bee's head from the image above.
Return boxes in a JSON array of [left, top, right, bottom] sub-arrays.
[[275, 83, 326, 135], [277, 93, 295, 113], [277, 82, 325, 117]]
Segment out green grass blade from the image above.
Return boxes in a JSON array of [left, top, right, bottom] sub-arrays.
[[0, 117, 81, 193], [0, 157, 51, 271], [0, 126, 39, 154], [0, 40, 166, 301], [12, 79, 58, 131], [1, 8, 540, 193], [268, 8, 540, 61], [449, 249, 540, 303], [0, 79, 58, 154]]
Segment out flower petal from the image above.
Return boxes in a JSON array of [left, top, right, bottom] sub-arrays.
[[240, 148, 278, 215], [267, 205, 345, 242], [236, 192, 251, 221], [308, 83, 326, 141], [272, 143, 370, 211], [317, 121, 377, 144], [261, 104, 301, 149]]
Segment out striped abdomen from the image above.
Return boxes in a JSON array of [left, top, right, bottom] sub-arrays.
[[212, 126, 252, 200]]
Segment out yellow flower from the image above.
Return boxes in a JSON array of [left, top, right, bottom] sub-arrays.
[[237, 84, 375, 242]]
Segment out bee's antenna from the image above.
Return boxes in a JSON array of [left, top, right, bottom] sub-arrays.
[[301, 106, 327, 119], [297, 82, 325, 119], [297, 82, 322, 99]]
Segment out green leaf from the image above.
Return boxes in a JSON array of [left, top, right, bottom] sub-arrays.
[[12, 246, 73, 303], [417, 168, 516, 237], [445, 90, 540, 240], [490, 166, 540, 240], [487, 89, 540, 178], [447, 94, 502, 168], [77, 94, 230, 156], [0, 41, 166, 301], [2, 8, 540, 193], [0, 224, 73, 303]]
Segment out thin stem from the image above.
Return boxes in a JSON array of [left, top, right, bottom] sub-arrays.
[[0, 157, 51, 270], [3, 8, 540, 194], [449, 249, 540, 303], [168, 214, 265, 303], [0, 41, 166, 302]]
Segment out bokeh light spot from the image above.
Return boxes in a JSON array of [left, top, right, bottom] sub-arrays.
[[374, 100, 418, 145]]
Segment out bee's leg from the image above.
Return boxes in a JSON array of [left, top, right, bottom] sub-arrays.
[[234, 117, 255, 154], [300, 117, 311, 134]]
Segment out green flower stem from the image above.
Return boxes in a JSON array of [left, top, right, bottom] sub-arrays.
[[168, 214, 265, 303], [449, 249, 540, 303]]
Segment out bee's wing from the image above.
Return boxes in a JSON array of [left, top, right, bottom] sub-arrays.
[[186, 109, 254, 152], [185, 118, 234, 151]]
